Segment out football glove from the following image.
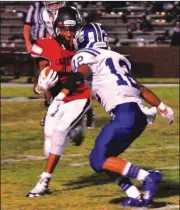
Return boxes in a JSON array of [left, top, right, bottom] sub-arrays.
[[158, 102, 174, 124], [38, 69, 58, 92]]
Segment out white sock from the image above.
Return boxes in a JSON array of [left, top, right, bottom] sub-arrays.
[[41, 172, 52, 179], [126, 186, 141, 199], [136, 169, 149, 181]]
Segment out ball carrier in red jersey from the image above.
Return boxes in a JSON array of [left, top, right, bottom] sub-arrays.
[[26, 6, 91, 197]]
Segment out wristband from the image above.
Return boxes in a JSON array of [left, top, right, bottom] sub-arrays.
[[158, 102, 166, 111], [55, 92, 66, 101]]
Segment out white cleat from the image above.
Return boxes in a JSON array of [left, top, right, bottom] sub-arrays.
[[26, 173, 51, 198]]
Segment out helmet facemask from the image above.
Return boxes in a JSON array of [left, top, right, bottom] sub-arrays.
[[55, 21, 78, 51]]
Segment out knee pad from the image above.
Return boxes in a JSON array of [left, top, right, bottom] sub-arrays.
[[51, 130, 69, 156]]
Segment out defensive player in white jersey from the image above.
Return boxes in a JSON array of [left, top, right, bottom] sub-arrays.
[[52, 23, 174, 207]]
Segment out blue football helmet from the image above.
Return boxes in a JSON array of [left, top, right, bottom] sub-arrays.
[[74, 23, 108, 50]]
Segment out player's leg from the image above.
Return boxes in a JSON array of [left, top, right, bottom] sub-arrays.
[[90, 102, 162, 206], [106, 171, 143, 205], [26, 109, 63, 197], [86, 105, 96, 129], [26, 99, 91, 197], [69, 117, 86, 146]]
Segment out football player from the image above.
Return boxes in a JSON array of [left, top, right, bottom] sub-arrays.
[[26, 6, 91, 197], [37, 1, 67, 126], [54, 23, 174, 206], [39, 1, 96, 128]]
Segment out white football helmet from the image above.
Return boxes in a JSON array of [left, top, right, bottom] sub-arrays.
[[44, 1, 67, 15]]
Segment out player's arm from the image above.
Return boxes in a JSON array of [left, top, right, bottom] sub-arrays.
[[135, 80, 174, 124], [47, 64, 90, 116], [54, 64, 91, 101]]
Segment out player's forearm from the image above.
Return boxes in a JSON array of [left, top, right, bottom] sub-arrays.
[[23, 25, 31, 44], [55, 72, 85, 100]]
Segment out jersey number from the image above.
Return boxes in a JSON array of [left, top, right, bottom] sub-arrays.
[[72, 56, 83, 71], [105, 58, 137, 88]]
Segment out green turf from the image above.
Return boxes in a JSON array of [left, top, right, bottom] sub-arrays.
[[1, 76, 179, 84], [1, 87, 179, 210], [1, 86, 41, 98]]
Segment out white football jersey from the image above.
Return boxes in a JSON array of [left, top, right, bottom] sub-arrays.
[[71, 48, 143, 113], [39, 7, 58, 36]]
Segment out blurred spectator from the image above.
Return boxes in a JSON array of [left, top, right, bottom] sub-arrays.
[[170, 22, 180, 46], [139, 15, 154, 31], [156, 29, 171, 44], [151, 2, 164, 13], [127, 28, 134, 39], [84, 10, 102, 24], [128, 19, 138, 31], [121, 11, 128, 23]]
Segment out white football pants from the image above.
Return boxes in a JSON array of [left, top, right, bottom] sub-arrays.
[[44, 98, 91, 157]]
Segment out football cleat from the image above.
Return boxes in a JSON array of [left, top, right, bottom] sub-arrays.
[[121, 197, 144, 207], [26, 175, 51, 198], [142, 170, 163, 205]]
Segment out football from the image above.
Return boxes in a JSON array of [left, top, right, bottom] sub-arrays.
[[40, 66, 53, 79]]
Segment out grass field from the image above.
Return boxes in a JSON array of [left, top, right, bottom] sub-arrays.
[[1, 86, 179, 210], [1, 76, 179, 84]]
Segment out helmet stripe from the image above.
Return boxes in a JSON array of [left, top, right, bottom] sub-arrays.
[[92, 23, 102, 42], [96, 23, 103, 42], [91, 23, 100, 42]]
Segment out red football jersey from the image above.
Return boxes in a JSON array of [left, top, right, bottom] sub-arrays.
[[31, 38, 91, 101]]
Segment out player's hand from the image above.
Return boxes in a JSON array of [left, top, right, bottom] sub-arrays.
[[47, 99, 64, 116], [160, 106, 174, 124], [38, 70, 58, 91]]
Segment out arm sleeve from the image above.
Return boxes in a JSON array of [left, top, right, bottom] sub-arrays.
[[24, 4, 34, 26], [31, 41, 43, 58]]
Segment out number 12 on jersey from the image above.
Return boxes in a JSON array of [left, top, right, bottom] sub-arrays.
[[105, 58, 138, 89]]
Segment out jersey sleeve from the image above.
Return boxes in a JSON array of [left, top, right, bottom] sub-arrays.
[[71, 49, 99, 72], [31, 40, 44, 58]]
